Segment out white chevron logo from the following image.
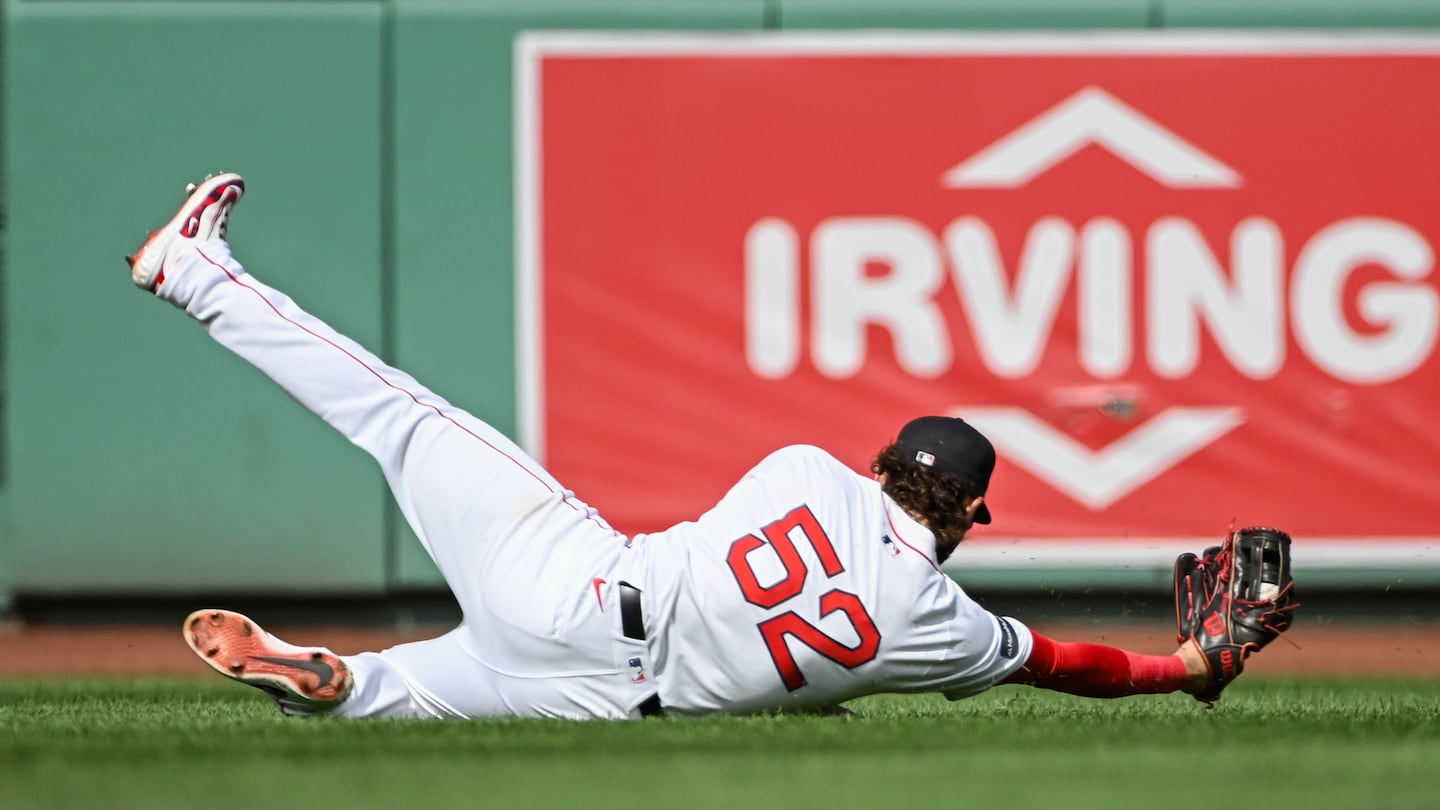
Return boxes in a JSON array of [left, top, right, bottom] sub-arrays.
[[942, 86, 1242, 189], [958, 406, 1246, 510]]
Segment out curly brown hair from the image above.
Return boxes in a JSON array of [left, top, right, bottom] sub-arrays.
[[871, 442, 982, 563]]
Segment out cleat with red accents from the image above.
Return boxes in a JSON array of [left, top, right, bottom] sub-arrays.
[[183, 608, 351, 712], [126, 172, 244, 293]]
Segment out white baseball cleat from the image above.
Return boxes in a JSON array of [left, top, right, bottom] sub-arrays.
[[125, 172, 245, 292], [183, 608, 352, 714]]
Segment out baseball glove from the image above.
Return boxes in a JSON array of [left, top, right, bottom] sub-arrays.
[[1174, 526, 1299, 705]]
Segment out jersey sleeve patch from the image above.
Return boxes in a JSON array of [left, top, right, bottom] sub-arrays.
[[996, 617, 1020, 659]]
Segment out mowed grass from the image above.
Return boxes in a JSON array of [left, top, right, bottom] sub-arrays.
[[1, 678, 1436, 810]]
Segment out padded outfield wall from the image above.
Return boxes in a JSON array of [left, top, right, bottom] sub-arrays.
[[2, 0, 1439, 611]]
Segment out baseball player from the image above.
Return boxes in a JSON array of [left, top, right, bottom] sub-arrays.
[[129, 173, 1294, 720]]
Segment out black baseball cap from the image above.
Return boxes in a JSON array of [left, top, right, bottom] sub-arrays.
[[893, 416, 995, 524]]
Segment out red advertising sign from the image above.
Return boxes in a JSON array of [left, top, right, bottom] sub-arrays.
[[518, 35, 1440, 562]]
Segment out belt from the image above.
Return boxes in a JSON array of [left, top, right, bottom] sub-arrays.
[[618, 581, 664, 718]]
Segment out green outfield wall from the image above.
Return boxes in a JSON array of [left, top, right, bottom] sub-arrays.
[[2, 0, 1437, 609]]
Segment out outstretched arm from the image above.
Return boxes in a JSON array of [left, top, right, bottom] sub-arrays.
[[1003, 631, 1210, 698]]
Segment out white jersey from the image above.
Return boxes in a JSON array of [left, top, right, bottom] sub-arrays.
[[635, 445, 1033, 715]]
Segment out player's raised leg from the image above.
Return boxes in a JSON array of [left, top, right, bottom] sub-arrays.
[[124, 175, 610, 595], [139, 175, 636, 719], [127, 172, 245, 293]]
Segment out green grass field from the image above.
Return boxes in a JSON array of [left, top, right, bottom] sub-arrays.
[[2, 677, 1436, 810]]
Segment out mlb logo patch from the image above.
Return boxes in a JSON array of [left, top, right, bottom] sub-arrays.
[[628, 656, 647, 683], [914, 451, 936, 467]]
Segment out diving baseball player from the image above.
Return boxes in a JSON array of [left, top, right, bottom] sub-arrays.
[[128, 174, 1297, 719]]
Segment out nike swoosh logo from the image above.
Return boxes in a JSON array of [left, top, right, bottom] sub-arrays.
[[250, 654, 335, 685], [593, 577, 607, 610]]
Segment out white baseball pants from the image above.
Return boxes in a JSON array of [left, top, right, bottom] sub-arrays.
[[162, 241, 657, 719]]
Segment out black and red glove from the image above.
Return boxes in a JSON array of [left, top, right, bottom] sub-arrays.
[[1174, 526, 1299, 706]]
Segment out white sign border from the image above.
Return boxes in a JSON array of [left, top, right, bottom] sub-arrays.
[[518, 30, 1440, 60], [952, 538, 1439, 570]]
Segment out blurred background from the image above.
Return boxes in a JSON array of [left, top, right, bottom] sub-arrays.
[[1, 1, 1438, 672]]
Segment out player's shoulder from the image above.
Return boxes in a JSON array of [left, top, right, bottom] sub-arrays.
[[752, 444, 867, 484], [758, 443, 845, 469]]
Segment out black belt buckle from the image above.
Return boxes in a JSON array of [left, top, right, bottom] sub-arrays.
[[618, 581, 663, 718], [618, 581, 646, 640]]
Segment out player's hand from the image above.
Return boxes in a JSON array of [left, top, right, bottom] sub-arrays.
[[1174, 639, 1214, 696]]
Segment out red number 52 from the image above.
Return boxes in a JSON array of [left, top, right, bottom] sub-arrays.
[[726, 504, 881, 690]]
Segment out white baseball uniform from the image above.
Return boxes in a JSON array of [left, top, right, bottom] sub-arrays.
[[159, 240, 1033, 720]]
